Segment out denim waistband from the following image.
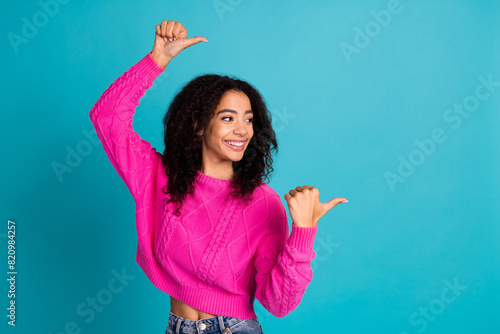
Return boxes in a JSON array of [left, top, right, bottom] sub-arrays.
[[167, 310, 247, 334]]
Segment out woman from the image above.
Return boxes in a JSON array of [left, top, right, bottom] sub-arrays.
[[89, 20, 347, 334]]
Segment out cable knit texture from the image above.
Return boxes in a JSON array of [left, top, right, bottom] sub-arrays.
[[89, 52, 318, 319]]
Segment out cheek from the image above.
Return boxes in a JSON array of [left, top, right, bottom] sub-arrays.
[[210, 131, 225, 146]]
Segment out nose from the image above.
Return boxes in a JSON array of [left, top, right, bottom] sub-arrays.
[[233, 118, 248, 136]]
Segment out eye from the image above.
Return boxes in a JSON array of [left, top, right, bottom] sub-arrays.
[[221, 116, 253, 122]]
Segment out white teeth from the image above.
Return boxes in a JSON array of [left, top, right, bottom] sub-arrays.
[[225, 141, 244, 147]]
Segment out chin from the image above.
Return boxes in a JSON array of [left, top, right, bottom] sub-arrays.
[[228, 154, 245, 162], [221, 146, 246, 160]]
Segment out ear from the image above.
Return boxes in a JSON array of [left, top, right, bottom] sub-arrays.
[[193, 120, 200, 135]]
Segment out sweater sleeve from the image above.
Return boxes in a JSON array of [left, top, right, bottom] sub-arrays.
[[253, 194, 318, 318], [89, 52, 165, 201]]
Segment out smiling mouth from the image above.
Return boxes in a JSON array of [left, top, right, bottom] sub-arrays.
[[223, 140, 245, 151]]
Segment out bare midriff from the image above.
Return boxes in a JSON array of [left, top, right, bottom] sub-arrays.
[[170, 296, 218, 320]]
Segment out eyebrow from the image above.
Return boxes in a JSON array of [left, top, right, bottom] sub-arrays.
[[216, 109, 253, 115]]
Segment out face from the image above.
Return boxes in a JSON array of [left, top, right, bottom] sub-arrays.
[[199, 90, 254, 164]]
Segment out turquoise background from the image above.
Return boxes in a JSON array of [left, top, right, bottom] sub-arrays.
[[2, 0, 499, 333]]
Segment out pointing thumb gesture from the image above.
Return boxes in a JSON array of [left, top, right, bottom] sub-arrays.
[[284, 185, 348, 228], [324, 196, 349, 212], [151, 20, 208, 68]]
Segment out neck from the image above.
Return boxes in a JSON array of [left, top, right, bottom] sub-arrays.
[[199, 165, 233, 181], [199, 147, 236, 180]]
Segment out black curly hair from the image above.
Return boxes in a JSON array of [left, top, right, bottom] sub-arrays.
[[161, 74, 278, 216]]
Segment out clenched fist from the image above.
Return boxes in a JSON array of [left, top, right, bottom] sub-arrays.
[[151, 20, 207, 68]]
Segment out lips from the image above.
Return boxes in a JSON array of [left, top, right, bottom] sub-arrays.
[[223, 140, 245, 151]]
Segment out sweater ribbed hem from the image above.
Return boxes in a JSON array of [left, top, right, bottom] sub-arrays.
[[132, 52, 166, 83], [136, 247, 257, 319], [287, 224, 317, 250]]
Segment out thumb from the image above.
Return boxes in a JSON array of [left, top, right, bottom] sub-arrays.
[[182, 36, 208, 48], [323, 197, 348, 212]]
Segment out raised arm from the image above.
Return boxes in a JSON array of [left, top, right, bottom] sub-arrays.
[[88, 20, 207, 201], [88, 52, 164, 200]]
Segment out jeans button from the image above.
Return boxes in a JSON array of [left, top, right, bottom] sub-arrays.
[[200, 323, 206, 330]]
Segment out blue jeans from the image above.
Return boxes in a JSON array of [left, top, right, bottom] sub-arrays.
[[165, 310, 264, 334]]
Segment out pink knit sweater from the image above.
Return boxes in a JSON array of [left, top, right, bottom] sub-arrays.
[[89, 52, 318, 319]]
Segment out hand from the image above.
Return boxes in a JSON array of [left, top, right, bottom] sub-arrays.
[[151, 20, 208, 68], [284, 185, 348, 228]]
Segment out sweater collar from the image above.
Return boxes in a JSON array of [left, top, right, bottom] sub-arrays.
[[195, 170, 233, 185]]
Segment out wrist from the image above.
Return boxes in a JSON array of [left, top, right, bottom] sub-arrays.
[[288, 224, 318, 250], [292, 221, 316, 228], [150, 51, 172, 69]]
